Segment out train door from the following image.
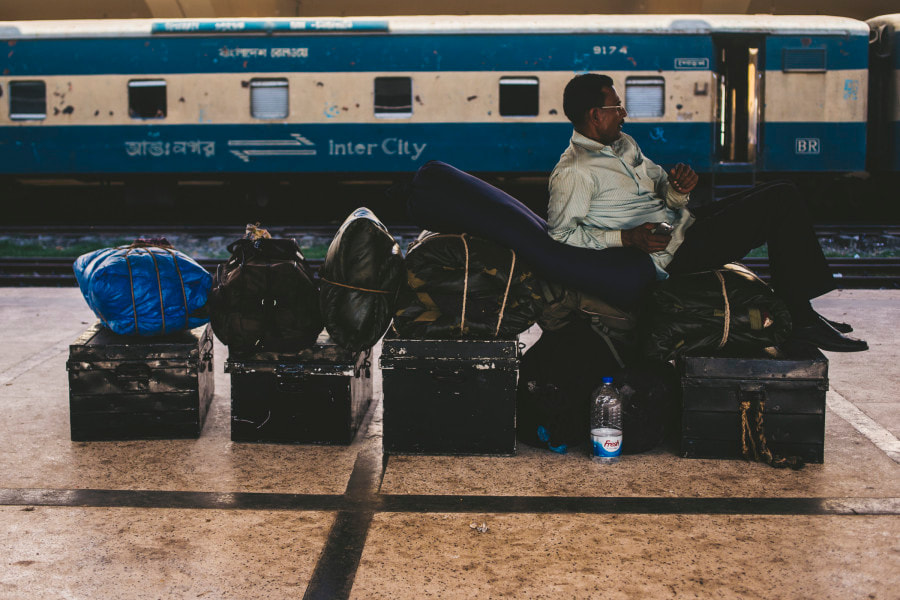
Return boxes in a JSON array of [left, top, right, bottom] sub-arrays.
[[867, 19, 896, 171], [713, 35, 764, 179]]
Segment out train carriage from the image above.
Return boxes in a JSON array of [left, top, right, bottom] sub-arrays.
[[0, 15, 872, 205]]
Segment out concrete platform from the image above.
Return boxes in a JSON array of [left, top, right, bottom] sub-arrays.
[[0, 288, 898, 599]]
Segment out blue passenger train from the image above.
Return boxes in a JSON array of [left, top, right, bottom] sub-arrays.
[[0, 14, 896, 207]]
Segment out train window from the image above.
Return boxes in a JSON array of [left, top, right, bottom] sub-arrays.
[[499, 77, 539, 117], [128, 80, 167, 119], [250, 79, 289, 119], [9, 81, 46, 120], [374, 77, 412, 118], [783, 48, 826, 73], [625, 77, 665, 118]]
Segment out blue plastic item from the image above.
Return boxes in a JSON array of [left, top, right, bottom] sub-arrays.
[[73, 243, 212, 336], [536, 425, 569, 454]]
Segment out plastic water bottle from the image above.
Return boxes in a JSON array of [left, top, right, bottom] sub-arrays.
[[590, 377, 623, 463]]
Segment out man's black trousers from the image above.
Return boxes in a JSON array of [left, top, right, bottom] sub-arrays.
[[665, 181, 835, 316]]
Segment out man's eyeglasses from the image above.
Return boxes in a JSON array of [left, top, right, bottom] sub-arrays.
[[599, 105, 627, 114]]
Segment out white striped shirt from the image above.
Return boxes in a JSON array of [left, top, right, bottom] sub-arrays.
[[548, 130, 694, 278]]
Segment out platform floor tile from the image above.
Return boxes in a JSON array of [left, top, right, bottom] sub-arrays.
[[1, 506, 334, 599], [352, 512, 898, 600]]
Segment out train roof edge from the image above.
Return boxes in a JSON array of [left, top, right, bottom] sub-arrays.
[[0, 14, 872, 39]]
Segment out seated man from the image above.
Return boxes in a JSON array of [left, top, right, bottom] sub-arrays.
[[548, 73, 867, 352]]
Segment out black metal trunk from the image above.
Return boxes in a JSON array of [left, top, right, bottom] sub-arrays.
[[380, 338, 519, 456], [67, 323, 214, 441], [225, 331, 372, 444], [679, 346, 828, 463]]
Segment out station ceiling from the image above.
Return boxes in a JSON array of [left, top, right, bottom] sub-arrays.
[[0, 0, 896, 21]]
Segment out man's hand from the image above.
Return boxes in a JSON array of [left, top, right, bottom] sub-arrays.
[[669, 163, 698, 194], [621, 223, 672, 254]]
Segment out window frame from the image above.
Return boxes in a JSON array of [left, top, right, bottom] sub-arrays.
[[128, 79, 168, 120], [498, 76, 540, 117], [8, 80, 47, 120], [782, 48, 827, 73], [374, 76, 413, 119], [249, 78, 290, 120], [624, 76, 666, 118]]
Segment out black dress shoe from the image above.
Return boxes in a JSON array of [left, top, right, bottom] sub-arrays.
[[790, 319, 868, 352], [818, 313, 853, 334]]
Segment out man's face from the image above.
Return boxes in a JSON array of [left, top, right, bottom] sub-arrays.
[[590, 86, 627, 145]]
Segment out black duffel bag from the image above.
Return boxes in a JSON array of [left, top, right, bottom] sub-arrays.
[[208, 234, 322, 351], [642, 263, 792, 362], [392, 232, 542, 339], [319, 207, 405, 352]]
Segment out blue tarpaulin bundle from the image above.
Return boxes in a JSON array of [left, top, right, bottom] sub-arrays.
[[74, 241, 212, 336]]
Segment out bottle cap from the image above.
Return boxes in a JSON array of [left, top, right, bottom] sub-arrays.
[[602, 376, 613, 384]]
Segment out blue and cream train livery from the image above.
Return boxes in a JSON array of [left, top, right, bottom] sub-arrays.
[[0, 14, 882, 201]]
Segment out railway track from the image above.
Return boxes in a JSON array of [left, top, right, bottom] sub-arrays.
[[0, 257, 318, 286], [1, 224, 898, 287], [1, 256, 899, 288], [740, 257, 900, 288], [0, 224, 424, 238]]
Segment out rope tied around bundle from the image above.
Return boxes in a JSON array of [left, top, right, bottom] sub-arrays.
[[739, 392, 805, 470], [460, 234, 469, 335], [495, 250, 516, 337], [121, 243, 189, 335], [715, 269, 731, 349], [455, 233, 517, 337], [319, 277, 393, 295]]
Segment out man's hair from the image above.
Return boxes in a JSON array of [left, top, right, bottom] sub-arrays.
[[563, 73, 615, 126]]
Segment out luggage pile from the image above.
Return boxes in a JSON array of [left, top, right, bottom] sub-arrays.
[[389, 161, 669, 456], [73, 214, 407, 356], [67, 161, 813, 464], [401, 161, 808, 462], [67, 216, 401, 445], [68, 161, 668, 361]]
